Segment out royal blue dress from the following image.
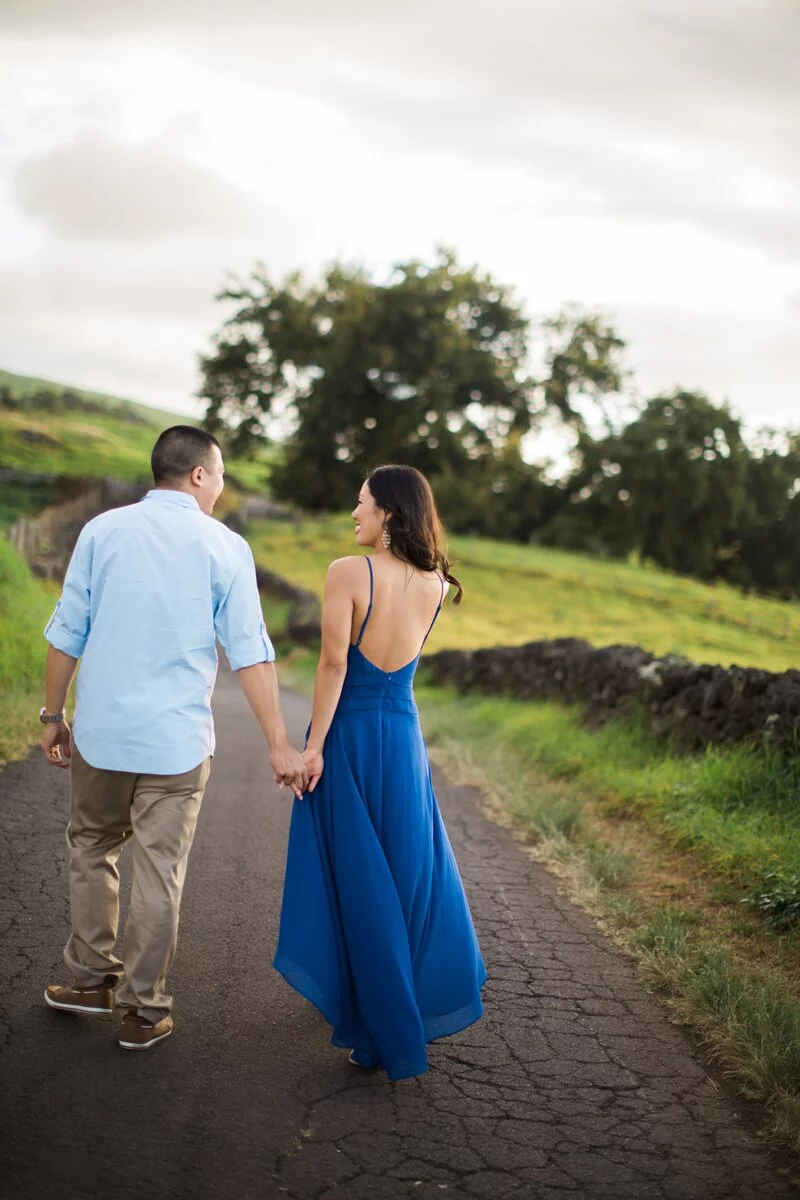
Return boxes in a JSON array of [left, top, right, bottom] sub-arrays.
[[274, 557, 487, 1080]]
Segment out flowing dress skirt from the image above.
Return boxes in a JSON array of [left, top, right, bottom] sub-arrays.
[[274, 646, 487, 1080]]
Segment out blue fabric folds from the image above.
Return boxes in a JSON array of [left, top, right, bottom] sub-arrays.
[[274, 642, 487, 1080]]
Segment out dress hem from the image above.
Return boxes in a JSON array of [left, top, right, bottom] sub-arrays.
[[273, 952, 486, 1081]]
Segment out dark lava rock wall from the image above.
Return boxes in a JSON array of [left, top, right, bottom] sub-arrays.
[[423, 638, 800, 751]]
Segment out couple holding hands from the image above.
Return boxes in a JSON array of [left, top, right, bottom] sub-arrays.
[[41, 425, 485, 1078]]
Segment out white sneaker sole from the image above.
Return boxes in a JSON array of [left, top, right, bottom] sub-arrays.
[[44, 990, 113, 1016], [119, 1026, 173, 1051]]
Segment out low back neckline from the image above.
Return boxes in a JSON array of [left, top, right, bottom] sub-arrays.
[[352, 556, 444, 670]]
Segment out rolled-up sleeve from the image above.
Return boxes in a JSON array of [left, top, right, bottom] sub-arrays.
[[44, 529, 92, 659], [215, 543, 275, 670]]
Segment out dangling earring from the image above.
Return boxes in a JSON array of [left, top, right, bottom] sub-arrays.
[[381, 524, 391, 550]]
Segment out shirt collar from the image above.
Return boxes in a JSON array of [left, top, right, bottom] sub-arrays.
[[143, 489, 201, 512]]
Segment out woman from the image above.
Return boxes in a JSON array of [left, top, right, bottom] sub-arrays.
[[274, 464, 487, 1080]]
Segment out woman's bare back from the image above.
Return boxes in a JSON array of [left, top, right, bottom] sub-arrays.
[[349, 555, 448, 672]]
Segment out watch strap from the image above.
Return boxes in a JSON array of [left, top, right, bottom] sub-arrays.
[[39, 707, 65, 724]]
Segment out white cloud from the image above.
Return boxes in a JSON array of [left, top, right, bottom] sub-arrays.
[[0, 0, 797, 427], [13, 133, 264, 241]]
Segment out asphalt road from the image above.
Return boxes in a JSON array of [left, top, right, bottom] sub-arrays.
[[1, 669, 798, 1200]]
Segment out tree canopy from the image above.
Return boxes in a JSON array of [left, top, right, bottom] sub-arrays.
[[201, 249, 541, 509], [200, 250, 800, 598]]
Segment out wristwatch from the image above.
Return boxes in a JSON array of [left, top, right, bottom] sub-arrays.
[[39, 707, 65, 724]]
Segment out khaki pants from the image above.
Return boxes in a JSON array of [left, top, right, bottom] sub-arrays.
[[64, 747, 211, 1023]]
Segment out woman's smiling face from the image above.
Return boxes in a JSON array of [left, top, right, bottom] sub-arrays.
[[352, 481, 385, 547]]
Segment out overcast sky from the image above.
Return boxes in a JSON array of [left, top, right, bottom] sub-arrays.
[[1, 0, 798, 436]]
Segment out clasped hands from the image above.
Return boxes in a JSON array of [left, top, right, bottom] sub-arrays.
[[270, 744, 324, 799]]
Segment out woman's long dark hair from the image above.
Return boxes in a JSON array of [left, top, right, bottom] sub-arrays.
[[366, 464, 463, 605]]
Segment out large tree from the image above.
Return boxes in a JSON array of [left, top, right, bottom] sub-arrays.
[[731, 430, 800, 597], [432, 435, 564, 542], [550, 390, 750, 578], [200, 249, 534, 509], [536, 305, 630, 439]]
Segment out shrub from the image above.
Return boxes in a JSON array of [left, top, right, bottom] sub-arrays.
[[744, 871, 800, 931]]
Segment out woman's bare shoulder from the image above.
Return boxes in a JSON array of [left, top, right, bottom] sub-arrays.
[[325, 555, 370, 586]]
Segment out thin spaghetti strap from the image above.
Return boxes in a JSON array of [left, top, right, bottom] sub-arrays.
[[354, 556, 374, 647], [420, 571, 445, 652]]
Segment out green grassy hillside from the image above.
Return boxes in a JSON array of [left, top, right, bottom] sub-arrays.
[[0, 539, 58, 764], [249, 514, 800, 672], [0, 368, 272, 493], [0, 368, 182, 426], [1, 406, 184, 481]]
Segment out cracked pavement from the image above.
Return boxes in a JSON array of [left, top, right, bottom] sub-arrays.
[[1, 671, 798, 1199]]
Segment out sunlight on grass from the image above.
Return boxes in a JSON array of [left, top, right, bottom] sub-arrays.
[[416, 685, 800, 886], [0, 405, 272, 491], [247, 513, 800, 671]]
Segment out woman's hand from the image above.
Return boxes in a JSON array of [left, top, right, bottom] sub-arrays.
[[303, 745, 324, 794]]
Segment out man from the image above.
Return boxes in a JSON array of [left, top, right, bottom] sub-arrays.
[[40, 425, 307, 1050]]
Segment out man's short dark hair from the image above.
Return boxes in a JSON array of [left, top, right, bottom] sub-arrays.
[[151, 426, 221, 483]]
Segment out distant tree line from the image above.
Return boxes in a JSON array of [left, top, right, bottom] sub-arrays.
[[199, 249, 800, 599]]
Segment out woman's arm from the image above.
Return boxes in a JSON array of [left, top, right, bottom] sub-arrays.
[[304, 559, 357, 790]]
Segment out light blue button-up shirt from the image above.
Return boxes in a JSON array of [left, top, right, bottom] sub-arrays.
[[44, 489, 275, 774]]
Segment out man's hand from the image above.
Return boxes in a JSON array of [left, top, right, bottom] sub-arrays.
[[303, 746, 324, 794], [41, 720, 72, 769], [270, 744, 309, 799]]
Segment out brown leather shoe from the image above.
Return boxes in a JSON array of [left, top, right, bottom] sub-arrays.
[[44, 975, 117, 1016], [118, 1011, 174, 1051]]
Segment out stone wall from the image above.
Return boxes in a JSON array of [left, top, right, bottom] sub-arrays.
[[224, 496, 295, 533], [423, 638, 800, 752]]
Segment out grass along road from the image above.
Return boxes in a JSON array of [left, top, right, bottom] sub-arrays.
[[0, 540, 57, 765]]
